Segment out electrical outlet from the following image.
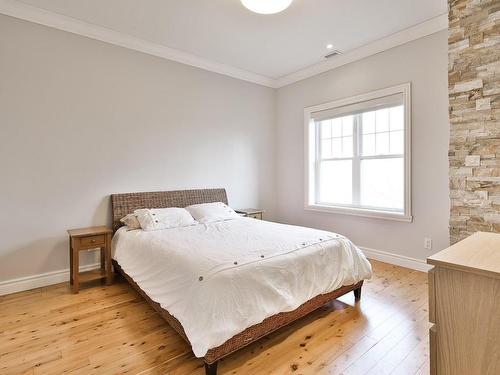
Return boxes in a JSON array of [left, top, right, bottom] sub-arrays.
[[424, 237, 432, 250]]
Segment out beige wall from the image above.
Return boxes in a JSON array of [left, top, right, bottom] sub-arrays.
[[275, 31, 450, 261], [0, 13, 451, 284], [0, 15, 276, 281]]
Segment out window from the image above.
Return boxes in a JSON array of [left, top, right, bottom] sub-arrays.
[[305, 83, 412, 221]]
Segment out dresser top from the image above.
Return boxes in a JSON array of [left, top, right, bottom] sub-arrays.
[[428, 232, 500, 279]]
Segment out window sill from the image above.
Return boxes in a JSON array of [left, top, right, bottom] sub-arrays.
[[305, 204, 413, 222]]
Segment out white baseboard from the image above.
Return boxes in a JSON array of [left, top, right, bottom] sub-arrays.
[[0, 263, 101, 296], [0, 247, 429, 296], [360, 246, 431, 273]]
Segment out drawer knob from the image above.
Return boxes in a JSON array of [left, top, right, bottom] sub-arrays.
[[91, 239, 96, 243]]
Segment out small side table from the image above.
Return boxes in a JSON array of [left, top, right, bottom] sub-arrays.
[[235, 208, 264, 220], [67, 226, 113, 293]]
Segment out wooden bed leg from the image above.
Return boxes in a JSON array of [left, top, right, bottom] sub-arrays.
[[204, 361, 218, 375], [353, 286, 362, 301], [112, 260, 120, 274]]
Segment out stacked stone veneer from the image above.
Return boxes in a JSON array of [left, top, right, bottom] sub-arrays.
[[448, 0, 500, 243]]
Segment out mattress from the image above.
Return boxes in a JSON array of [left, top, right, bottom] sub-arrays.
[[112, 217, 372, 357]]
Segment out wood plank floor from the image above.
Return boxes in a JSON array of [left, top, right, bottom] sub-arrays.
[[0, 260, 430, 374]]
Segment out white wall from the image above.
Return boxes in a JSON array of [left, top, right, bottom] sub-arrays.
[[0, 15, 276, 282], [275, 31, 450, 261]]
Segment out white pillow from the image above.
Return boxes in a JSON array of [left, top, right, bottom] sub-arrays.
[[134, 207, 196, 231], [185, 202, 239, 223]]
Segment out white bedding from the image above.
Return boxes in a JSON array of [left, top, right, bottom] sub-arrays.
[[112, 217, 372, 357]]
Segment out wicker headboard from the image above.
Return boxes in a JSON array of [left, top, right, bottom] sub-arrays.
[[111, 188, 228, 232]]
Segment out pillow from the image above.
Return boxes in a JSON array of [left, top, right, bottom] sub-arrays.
[[185, 202, 239, 223], [120, 214, 141, 231], [134, 207, 196, 231]]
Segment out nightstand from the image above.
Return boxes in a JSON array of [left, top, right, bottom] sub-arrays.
[[67, 226, 113, 293], [236, 208, 264, 220]]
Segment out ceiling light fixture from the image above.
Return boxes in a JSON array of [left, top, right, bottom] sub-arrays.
[[326, 44, 334, 49], [241, 0, 293, 14]]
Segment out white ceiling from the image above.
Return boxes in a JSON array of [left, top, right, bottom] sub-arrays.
[[12, 0, 447, 82]]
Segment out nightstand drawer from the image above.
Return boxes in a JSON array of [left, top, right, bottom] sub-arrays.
[[248, 213, 263, 220], [79, 235, 105, 248], [236, 209, 264, 220]]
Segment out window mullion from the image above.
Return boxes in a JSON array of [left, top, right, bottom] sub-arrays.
[[352, 115, 361, 206], [315, 122, 321, 203]]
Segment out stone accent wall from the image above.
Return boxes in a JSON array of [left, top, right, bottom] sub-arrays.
[[448, 0, 500, 243]]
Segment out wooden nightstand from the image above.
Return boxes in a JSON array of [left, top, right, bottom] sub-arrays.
[[67, 226, 113, 293], [236, 208, 264, 220]]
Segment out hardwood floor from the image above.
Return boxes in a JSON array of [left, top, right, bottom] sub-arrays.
[[0, 260, 430, 374]]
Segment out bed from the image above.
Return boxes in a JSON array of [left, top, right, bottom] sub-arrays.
[[110, 188, 372, 375]]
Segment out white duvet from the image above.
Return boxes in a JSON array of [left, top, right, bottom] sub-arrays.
[[112, 218, 372, 357]]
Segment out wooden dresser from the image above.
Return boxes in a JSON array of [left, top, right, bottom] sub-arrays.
[[427, 232, 500, 375]]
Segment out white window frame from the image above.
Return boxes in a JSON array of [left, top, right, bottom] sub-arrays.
[[304, 83, 412, 222]]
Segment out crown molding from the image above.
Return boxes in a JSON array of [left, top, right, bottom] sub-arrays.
[[275, 13, 448, 87], [0, 0, 277, 88], [0, 0, 447, 89]]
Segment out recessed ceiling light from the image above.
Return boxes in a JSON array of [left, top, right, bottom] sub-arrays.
[[326, 44, 334, 49], [241, 0, 293, 15]]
